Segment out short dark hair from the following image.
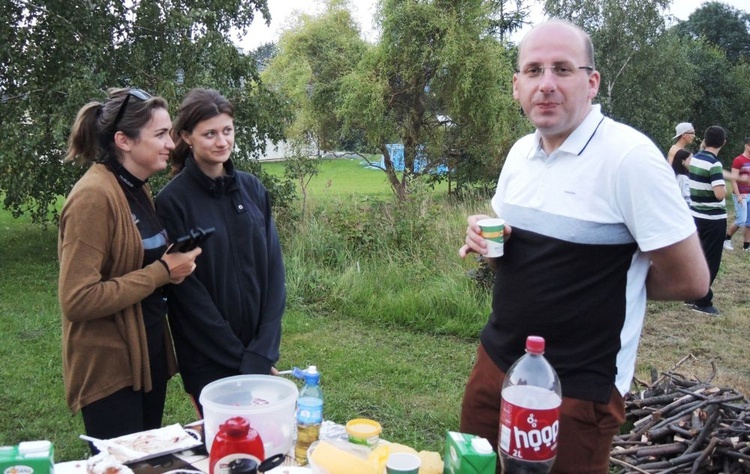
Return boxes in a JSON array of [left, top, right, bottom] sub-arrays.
[[744, 137, 750, 146], [703, 126, 726, 149]]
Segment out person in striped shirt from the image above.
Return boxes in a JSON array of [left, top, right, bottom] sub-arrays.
[[688, 125, 727, 315]]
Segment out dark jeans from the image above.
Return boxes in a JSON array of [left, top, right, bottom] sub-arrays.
[[81, 349, 168, 454], [694, 216, 726, 307]]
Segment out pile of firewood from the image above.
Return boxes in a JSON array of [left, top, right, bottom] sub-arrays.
[[610, 355, 750, 473]]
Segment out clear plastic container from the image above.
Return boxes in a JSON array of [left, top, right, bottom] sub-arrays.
[[200, 375, 298, 458]]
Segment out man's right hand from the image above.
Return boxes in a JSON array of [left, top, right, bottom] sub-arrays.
[[459, 214, 491, 258], [459, 214, 513, 258]]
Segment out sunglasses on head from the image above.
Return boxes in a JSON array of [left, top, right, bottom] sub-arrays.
[[112, 88, 152, 129]]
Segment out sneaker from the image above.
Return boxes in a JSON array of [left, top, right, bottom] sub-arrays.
[[691, 304, 720, 315], [723, 239, 734, 251]]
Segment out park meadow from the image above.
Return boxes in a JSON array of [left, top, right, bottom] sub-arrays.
[[1, 157, 749, 463]]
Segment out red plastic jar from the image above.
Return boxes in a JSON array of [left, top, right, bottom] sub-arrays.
[[209, 417, 265, 474]]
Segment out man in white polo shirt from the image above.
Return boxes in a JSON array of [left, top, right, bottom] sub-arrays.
[[458, 20, 709, 474]]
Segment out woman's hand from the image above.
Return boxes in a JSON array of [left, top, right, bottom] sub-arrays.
[[160, 247, 202, 284]]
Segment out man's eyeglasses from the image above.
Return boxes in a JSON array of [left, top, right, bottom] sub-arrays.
[[113, 89, 152, 129], [518, 65, 594, 79]]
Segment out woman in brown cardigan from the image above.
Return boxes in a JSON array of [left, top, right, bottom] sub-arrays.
[[59, 88, 201, 450]]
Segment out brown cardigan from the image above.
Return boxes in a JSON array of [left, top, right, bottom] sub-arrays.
[[58, 163, 177, 413]]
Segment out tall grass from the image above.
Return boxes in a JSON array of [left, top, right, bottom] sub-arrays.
[[279, 190, 494, 338]]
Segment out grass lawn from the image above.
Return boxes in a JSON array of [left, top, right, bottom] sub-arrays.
[[261, 156, 449, 199]]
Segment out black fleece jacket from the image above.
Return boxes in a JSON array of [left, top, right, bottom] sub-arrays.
[[155, 156, 286, 397]]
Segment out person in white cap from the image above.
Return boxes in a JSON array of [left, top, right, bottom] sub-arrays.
[[668, 122, 696, 164]]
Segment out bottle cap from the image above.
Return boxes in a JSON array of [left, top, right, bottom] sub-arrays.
[[220, 416, 251, 437], [471, 437, 493, 454], [18, 441, 52, 454], [526, 335, 545, 354], [304, 366, 321, 385]]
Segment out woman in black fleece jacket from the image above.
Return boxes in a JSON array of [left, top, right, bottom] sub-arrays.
[[155, 88, 286, 413]]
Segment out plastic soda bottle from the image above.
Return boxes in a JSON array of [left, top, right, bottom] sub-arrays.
[[294, 365, 323, 465], [499, 336, 562, 474], [209, 417, 265, 474]]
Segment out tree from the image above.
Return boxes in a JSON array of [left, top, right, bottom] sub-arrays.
[[252, 41, 278, 72], [542, 0, 700, 150], [671, 2, 750, 161], [283, 142, 321, 217], [0, 0, 289, 224], [674, 1, 750, 64], [262, 0, 367, 156], [681, 40, 750, 163], [338, 0, 525, 199], [486, 0, 534, 42]]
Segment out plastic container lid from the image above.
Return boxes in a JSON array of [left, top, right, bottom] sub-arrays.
[[345, 419, 382, 439], [526, 335, 545, 354]]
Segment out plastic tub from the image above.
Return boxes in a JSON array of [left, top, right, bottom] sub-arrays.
[[345, 418, 382, 448], [200, 375, 298, 458]]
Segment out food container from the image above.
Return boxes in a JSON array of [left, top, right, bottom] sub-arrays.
[[307, 440, 375, 474], [345, 418, 382, 448], [0, 441, 53, 474], [200, 375, 298, 458]]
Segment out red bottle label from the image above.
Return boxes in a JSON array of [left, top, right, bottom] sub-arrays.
[[499, 386, 560, 462]]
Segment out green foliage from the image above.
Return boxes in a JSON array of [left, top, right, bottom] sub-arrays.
[[262, 0, 367, 153], [670, 1, 750, 162], [605, 30, 697, 149], [278, 188, 492, 339], [0, 0, 291, 224], [541, 0, 750, 157], [485, 0, 534, 41], [283, 145, 321, 216], [339, 0, 526, 198], [466, 255, 496, 292], [675, 1, 750, 64], [543, 0, 674, 119]]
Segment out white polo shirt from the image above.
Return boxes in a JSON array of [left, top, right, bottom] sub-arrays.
[[481, 105, 695, 401]]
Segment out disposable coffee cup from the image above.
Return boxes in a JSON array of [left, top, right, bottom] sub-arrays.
[[386, 452, 421, 474], [477, 218, 505, 257]]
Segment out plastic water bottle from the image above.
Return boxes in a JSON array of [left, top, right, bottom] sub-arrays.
[[294, 365, 323, 465], [499, 336, 562, 474]]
